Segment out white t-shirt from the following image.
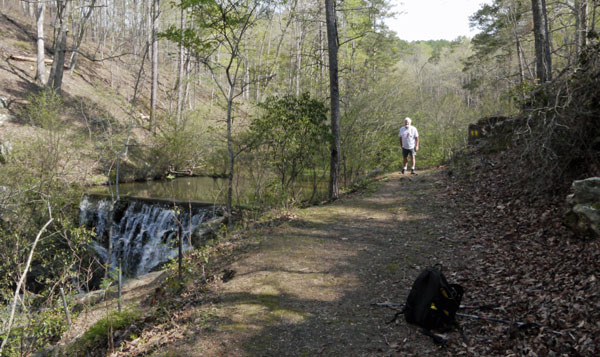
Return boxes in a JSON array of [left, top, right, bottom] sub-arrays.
[[399, 126, 419, 149]]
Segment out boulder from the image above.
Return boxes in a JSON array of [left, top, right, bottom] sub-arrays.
[[0, 141, 11, 163], [192, 216, 226, 246], [0, 113, 13, 126], [565, 177, 600, 239]]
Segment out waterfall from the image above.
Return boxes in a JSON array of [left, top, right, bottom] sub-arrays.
[[80, 196, 216, 277]]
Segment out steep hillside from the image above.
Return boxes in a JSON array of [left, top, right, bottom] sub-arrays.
[[0, 6, 180, 185]]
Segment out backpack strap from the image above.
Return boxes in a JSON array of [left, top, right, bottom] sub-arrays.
[[421, 329, 447, 346], [386, 305, 407, 324]]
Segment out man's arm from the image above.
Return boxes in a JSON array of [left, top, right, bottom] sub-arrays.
[[399, 129, 404, 147], [415, 136, 420, 151]]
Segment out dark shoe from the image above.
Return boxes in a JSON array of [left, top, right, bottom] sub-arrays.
[[401, 168, 405, 174], [411, 169, 415, 174]]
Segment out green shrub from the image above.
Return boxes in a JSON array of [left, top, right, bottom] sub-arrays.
[[151, 113, 208, 174], [68, 309, 142, 355], [20, 89, 64, 130], [0, 306, 69, 356], [249, 93, 330, 200]]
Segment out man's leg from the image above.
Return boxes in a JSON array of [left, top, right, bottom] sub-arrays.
[[411, 154, 416, 174], [402, 155, 408, 174]]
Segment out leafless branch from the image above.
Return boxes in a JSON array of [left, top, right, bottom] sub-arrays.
[[0, 205, 53, 355]]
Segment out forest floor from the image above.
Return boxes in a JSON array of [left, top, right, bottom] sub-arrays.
[[62, 163, 599, 356]]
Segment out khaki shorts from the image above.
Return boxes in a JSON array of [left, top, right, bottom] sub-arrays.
[[402, 148, 416, 157]]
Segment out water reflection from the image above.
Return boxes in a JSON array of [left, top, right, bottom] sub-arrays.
[[88, 177, 228, 203], [87, 176, 328, 204]]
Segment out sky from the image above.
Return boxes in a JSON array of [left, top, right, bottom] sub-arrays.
[[385, 0, 492, 42]]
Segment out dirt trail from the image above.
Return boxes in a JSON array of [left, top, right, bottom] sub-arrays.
[[139, 169, 462, 356]]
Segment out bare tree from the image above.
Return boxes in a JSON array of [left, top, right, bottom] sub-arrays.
[[47, 0, 70, 92], [574, 0, 588, 59], [69, 0, 97, 74], [531, 0, 552, 82], [150, 0, 160, 132], [176, 5, 185, 124], [258, 0, 297, 100], [35, 0, 46, 84], [325, 0, 340, 199], [294, 1, 304, 97], [184, 0, 263, 218]]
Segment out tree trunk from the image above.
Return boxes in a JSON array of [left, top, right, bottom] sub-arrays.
[[575, 0, 582, 59], [47, 0, 71, 92], [176, 6, 185, 125], [150, 0, 160, 133], [226, 85, 235, 218], [295, 21, 303, 97], [515, 37, 525, 84], [262, 0, 296, 93], [51, 29, 68, 93], [255, 19, 270, 100], [575, 0, 588, 59], [531, 0, 552, 82], [69, 0, 96, 75], [47, 1, 65, 89], [580, 0, 588, 49], [35, 0, 46, 84], [184, 53, 191, 110], [244, 55, 249, 100], [319, 2, 325, 97], [508, 4, 527, 83], [325, 0, 340, 199], [47, 27, 68, 92], [591, 1, 597, 33]]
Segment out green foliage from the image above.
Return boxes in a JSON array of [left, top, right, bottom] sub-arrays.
[[150, 113, 208, 173], [0, 306, 69, 356], [20, 89, 64, 130], [0, 86, 100, 356], [249, 93, 330, 198], [506, 79, 538, 106], [29, 306, 69, 348], [467, 2, 510, 61], [0, 194, 93, 297], [68, 309, 142, 355], [205, 147, 229, 175], [0, 132, 94, 299], [337, 38, 513, 178], [160, 26, 215, 54], [164, 0, 265, 59]]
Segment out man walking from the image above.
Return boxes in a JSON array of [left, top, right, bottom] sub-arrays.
[[399, 117, 419, 174]]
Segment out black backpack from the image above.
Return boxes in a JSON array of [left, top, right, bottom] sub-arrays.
[[404, 266, 464, 331]]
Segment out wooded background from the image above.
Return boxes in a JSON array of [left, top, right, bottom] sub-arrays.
[[0, 0, 598, 354]]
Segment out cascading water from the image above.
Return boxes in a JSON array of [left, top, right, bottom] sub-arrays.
[[80, 196, 217, 277]]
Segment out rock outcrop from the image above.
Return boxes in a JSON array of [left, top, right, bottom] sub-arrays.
[[565, 177, 600, 239]]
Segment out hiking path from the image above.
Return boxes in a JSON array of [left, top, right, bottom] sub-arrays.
[[124, 169, 464, 356]]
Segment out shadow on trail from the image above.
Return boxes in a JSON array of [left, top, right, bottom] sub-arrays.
[[180, 172, 454, 355], [233, 266, 323, 278]]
